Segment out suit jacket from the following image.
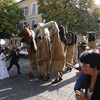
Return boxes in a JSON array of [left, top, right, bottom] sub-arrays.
[[9, 50, 19, 63]]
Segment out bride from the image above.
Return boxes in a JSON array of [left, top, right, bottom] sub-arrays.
[[0, 48, 9, 80]]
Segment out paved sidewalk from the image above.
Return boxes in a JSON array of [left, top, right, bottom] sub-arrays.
[[0, 58, 77, 100]]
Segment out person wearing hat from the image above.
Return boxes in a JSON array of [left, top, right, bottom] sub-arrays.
[[7, 47, 21, 74], [75, 41, 90, 72], [0, 48, 9, 79], [75, 50, 100, 100], [87, 32, 96, 49], [78, 41, 89, 57]]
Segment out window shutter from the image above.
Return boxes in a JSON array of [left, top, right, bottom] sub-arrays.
[[32, 3, 37, 14]]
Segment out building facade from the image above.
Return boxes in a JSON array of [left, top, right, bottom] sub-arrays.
[[10, 0, 42, 48], [18, 0, 42, 29]]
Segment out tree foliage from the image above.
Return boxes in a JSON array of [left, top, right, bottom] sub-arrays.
[[38, 0, 100, 35], [0, 0, 24, 38]]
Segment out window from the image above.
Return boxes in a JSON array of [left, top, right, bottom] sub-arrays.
[[32, 2, 37, 14], [24, 6, 28, 16], [31, 19, 36, 29], [15, 39, 17, 44], [22, 6, 28, 16], [20, 21, 27, 30]]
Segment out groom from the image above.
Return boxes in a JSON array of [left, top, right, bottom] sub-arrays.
[[7, 47, 21, 74]]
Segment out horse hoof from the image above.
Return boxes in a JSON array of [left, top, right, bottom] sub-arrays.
[[29, 73, 34, 78], [51, 78, 59, 84], [58, 76, 63, 82]]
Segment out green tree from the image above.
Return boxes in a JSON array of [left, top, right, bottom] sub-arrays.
[[0, 0, 24, 39], [37, 0, 100, 35]]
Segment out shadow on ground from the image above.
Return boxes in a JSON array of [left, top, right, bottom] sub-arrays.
[[0, 58, 77, 100], [0, 72, 77, 100]]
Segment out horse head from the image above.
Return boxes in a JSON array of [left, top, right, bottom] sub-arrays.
[[35, 23, 50, 41], [44, 21, 59, 32], [18, 27, 32, 44], [36, 23, 44, 38], [18, 27, 37, 52], [41, 21, 59, 39]]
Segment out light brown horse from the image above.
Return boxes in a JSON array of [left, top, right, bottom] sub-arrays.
[[39, 21, 66, 83], [35, 23, 51, 81], [18, 27, 38, 77]]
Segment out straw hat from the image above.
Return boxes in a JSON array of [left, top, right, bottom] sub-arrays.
[[78, 41, 89, 50]]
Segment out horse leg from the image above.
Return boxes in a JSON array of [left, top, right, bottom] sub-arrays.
[[29, 59, 38, 77], [51, 71, 63, 84], [29, 61, 34, 77]]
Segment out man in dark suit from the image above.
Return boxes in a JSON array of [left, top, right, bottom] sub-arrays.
[[7, 47, 21, 74]]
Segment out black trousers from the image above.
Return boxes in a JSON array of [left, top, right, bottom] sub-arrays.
[[7, 61, 21, 74]]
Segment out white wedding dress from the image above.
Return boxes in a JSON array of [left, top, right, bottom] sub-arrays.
[[0, 53, 9, 80]]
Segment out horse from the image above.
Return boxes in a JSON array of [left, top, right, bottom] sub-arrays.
[[18, 27, 38, 77], [38, 21, 66, 83], [34, 23, 51, 81]]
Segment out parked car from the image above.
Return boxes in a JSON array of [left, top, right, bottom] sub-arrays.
[[19, 50, 28, 58], [19, 50, 28, 55]]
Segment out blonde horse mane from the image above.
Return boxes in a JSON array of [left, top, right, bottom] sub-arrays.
[[35, 23, 50, 40], [43, 21, 60, 33]]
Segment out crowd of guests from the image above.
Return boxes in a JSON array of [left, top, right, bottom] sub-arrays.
[[75, 50, 100, 100], [72, 33, 100, 100]]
